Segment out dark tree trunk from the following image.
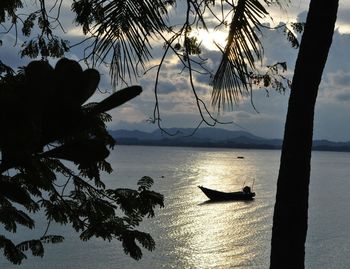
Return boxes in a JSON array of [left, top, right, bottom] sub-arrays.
[[270, 1, 339, 268]]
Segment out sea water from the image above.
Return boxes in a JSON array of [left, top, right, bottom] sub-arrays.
[[1, 146, 350, 269]]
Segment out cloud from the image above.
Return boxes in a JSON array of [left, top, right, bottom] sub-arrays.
[[336, 4, 350, 32], [111, 106, 146, 122], [94, 20, 350, 141], [314, 101, 350, 141], [155, 77, 190, 94], [328, 71, 350, 87], [0, 34, 31, 68], [108, 120, 156, 132], [2, 4, 350, 142], [335, 92, 350, 102]]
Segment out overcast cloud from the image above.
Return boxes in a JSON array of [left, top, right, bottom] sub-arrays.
[[1, 1, 350, 141]]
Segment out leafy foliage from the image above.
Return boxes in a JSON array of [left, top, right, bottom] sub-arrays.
[[283, 22, 304, 49], [0, 235, 26, 265], [21, 36, 70, 59], [0, 0, 305, 266], [16, 240, 45, 258], [184, 37, 202, 56], [0, 0, 69, 59], [0, 59, 163, 264], [0, 61, 14, 77], [250, 62, 291, 93], [212, 0, 269, 109], [291, 22, 305, 34], [0, 0, 23, 23], [72, 0, 173, 83], [0, 0, 294, 130]]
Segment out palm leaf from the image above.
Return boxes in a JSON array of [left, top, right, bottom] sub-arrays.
[[73, 0, 170, 84], [212, 0, 270, 110]]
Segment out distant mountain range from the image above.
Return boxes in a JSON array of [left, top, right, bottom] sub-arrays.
[[109, 128, 350, 152]]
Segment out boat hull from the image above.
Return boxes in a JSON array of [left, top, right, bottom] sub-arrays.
[[198, 186, 255, 201]]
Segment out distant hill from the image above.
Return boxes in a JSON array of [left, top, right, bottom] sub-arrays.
[[109, 128, 350, 152]]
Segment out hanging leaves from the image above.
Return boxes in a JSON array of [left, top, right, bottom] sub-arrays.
[[72, 0, 172, 83], [212, 0, 269, 110], [21, 36, 69, 58], [0, 0, 23, 23], [16, 240, 44, 257], [0, 235, 26, 265], [283, 26, 300, 48], [121, 231, 155, 260], [22, 13, 36, 37], [137, 176, 154, 191], [0, 60, 163, 265]]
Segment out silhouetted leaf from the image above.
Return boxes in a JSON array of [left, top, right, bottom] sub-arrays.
[[0, 61, 14, 76], [0, 235, 26, 264], [88, 86, 142, 115], [0, 181, 33, 205], [291, 22, 305, 33], [16, 240, 44, 257], [22, 13, 36, 37], [139, 190, 164, 217], [212, 0, 269, 109], [72, 0, 171, 83], [40, 235, 65, 244], [121, 231, 155, 260], [284, 26, 300, 48], [0, 202, 35, 232], [42, 139, 110, 164], [0, 0, 23, 23], [79, 216, 125, 241], [0, 49, 159, 266], [21, 40, 39, 58], [184, 36, 201, 55], [137, 176, 154, 191]]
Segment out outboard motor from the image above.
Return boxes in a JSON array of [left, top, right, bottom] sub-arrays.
[[243, 186, 251, 193]]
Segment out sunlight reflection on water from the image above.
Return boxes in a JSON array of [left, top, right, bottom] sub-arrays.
[[5, 146, 350, 268], [142, 147, 278, 269], [0, 146, 279, 269]]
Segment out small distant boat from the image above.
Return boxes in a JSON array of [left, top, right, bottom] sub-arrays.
[[237, 156, 245, 159], [198, 186, 255, 201]]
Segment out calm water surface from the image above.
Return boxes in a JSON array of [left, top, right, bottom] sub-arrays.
[[1, 146, 350, 268]]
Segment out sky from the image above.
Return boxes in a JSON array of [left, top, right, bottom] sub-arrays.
[[1, 0, 350, 141]]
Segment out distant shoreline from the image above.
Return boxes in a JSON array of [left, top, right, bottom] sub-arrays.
[[109, 128, 350, 153], [114, 138, 350, 153], [115, 140, 279, 150]]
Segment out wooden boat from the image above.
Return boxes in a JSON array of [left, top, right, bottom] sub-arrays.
[[198, 186, 255, 201]]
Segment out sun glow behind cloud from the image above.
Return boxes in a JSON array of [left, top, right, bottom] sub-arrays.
[[2, 1, 350, 140], [193, 29, 228, 51]]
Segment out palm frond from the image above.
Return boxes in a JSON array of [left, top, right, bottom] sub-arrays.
[[73, 0, 170, 84], [212, 0, 269, 110]]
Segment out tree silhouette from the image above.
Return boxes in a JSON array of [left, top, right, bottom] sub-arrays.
[[0, 0, 330, 267], [0, 59, 163, 264], [270, 1, 339, 268], [1, 0, 294, 129]]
